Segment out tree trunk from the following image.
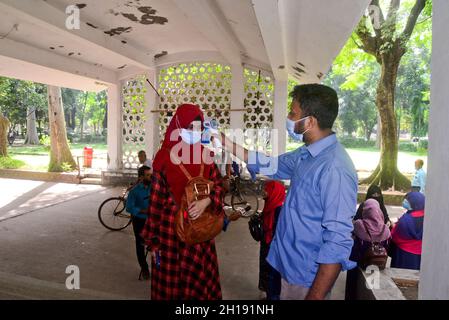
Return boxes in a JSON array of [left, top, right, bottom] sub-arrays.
[[65, 111, 71, 130], [397, 103, 402, 140], [47, 85, 76, 172], [71, 106, 76, 130], [103, 105, 108, 130], [80, 92, 88, 141], [24, 107, 40, 145], [362, 55, 411, 191], [375, 114, 381, 148], [365, 126, 372, 142], [0, 115, 10, 157]]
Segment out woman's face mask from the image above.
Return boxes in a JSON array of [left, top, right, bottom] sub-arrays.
[[402, 199, 412, 211], [180, 129, 202, 145], [178, 119, 202, 145]]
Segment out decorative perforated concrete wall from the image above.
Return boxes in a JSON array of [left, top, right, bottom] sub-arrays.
[[157, 63, 232, 137], [243, 68, 274, 151], [122, 75, 147, 169]]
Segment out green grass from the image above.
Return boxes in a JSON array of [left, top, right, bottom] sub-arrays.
[[70, 142, 107, 151], [8, 142, 107, 156], [0, 156, 26, 169], [5, 142, 107, 172]]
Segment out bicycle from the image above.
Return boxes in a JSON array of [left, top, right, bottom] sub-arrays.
[[223, 162, 264, 218], [98, 184, 135, 231]]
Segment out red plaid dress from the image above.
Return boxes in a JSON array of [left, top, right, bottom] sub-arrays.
[[141, 163, 224, 300]]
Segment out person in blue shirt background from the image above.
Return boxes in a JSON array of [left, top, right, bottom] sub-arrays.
[[214, 84, 358, 300], [411, 159, 426, 194], [126, 165, 151, 280]]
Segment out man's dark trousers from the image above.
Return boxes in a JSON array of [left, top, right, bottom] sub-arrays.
[[132, 217, 149, 271]]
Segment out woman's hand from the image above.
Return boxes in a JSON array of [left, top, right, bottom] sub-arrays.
[[188, 197, 212, 220]]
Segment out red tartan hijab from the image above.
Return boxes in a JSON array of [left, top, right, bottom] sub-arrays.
[[153, 104, 215, 205], [262, 181, 286, 244]]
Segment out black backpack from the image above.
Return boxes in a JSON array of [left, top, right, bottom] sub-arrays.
[[248, 212, 263, 242]]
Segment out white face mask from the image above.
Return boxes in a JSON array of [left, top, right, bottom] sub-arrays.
[[180, 129, 202, 145], [286, 116, 310, 142]]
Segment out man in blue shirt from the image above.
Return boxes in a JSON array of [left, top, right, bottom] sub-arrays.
[[215, 84, 358, 300], [411, 159, 426, 194], [126, 165, 151, 280]]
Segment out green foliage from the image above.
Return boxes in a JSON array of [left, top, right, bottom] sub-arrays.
[[399, 141, 418, 152], [39, 134, 51, 150], [0, 78, 47, 130], [339, 137, 376, 149], [60, 162, 75, 172], [324, 0, 431, 144], [0, 156, 25, 169], [398, 139, 428, 153]]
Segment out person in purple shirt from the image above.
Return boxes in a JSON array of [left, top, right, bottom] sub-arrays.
[[214, 84, 358, 300]]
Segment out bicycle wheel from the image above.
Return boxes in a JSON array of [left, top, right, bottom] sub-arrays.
[[98, 197, 132, 231], [231, 188, 260, 217]]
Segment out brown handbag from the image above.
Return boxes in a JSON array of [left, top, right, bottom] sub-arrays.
[[170, 153, 224, 245], [359, 221, 389, 270]]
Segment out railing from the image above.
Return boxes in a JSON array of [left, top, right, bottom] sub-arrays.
[[75, 153, 108, 183]]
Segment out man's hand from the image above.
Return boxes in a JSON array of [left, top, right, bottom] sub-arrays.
[[188, 197, 212, 220], [210, 131, 250, 163]]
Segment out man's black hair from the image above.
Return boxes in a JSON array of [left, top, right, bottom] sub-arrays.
[[289, 84, 339, 129], [138, 165, 151, 178], [138, 150, 146, 156]]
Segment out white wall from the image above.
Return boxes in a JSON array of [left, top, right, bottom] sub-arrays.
[[419, 0, 449, 300]]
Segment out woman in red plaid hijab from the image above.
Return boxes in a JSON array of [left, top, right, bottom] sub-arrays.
[[141, 104, 224, 300]]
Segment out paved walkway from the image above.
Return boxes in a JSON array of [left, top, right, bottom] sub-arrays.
[[0, 178, 406, 300]]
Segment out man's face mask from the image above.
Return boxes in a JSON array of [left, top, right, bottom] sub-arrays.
[[286, 116, 310, 142]]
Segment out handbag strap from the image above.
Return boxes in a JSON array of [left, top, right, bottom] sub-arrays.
[[164, 148, 204, 180]]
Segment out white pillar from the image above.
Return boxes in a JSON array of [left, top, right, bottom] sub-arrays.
[[106, 83, 123, 170], [230, 64, 245, 130], [419, 1, 449, 300], [144, 69, 159, 160], [272, 80, 288, 156]]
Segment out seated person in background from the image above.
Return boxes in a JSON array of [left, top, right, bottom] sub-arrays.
[[389, 192, 425, 270], [346, 198, 391, 300], [126, 165, 151, 280], [138, 150, 153, 170], [259, 180, 285, 300], [411, 159, 426, 194], [354, 185, 390, 224]]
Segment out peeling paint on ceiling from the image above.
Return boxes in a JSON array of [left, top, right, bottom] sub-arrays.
[[110, 1, 168, 26], [86, 22, 98, 29], [154, 51, 168, 59], [104, 27, 133, 37]]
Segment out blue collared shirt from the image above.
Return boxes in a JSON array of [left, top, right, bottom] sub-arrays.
[[412, 168, 426, 194], [126, 182, 150, 219], [247, 133, 358, 287]]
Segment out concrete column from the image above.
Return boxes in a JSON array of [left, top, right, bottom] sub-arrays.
[[230, 64, 245, 130], [106, 83, 123, 170], [144, 70, 159, 160], [419, 1, 449, 300], [272, 80, 288, 156]]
